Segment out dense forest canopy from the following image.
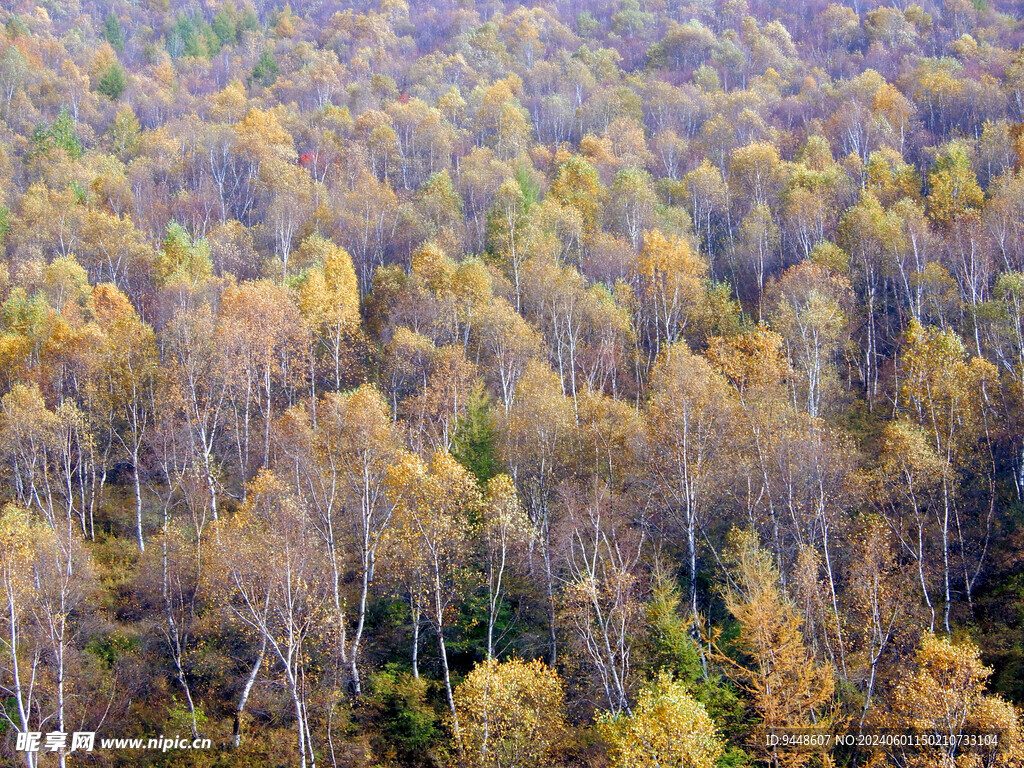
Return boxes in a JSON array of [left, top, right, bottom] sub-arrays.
[[2, 0, 1024, 765]]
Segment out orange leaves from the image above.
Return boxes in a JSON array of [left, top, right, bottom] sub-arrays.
[[89, 283, 134, 329], [719, 529, 837, 760], [317, 383, 397, 461]]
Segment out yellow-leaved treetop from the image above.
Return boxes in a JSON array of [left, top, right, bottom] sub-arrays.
[[705, 325, 791, 403], [766, 260, 853, 418], [631, 229, 708, 364], [452, 657, 567, 768], [884, 634, 1023, 768], [0, 503, 35, 743], [599, 671, 725, 768], [549, 156, 604, 235], [296, 233, 361, 390], [384, 449, 482, 733], [274, 383, 403, 698], [0, 502, 97, 765], [926, 142, 984, 228]]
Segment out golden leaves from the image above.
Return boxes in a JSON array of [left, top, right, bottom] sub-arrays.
[[453, 657, 567, 768], [899, 319, 999, 450], [296, 234, 360, 333], [719, 529, 837, 764], [599, 671, 724, 768], [634, 229, 707, 301], [883, 635, 1024, 768], [706, 325, 791, 398]]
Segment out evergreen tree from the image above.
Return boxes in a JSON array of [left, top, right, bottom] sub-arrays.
[[32, 109, 83, 159], [452, 384, 500, 484], [212, 4, 237, 46], [97, 63, 127, 100], [250, 48, 280, 87], [104, 11, 124, 52]]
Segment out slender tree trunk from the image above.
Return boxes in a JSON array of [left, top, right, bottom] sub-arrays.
[[410, 596, 421, 679], [941, 479, 952, 634], [348, 556, 371, 695], [232, 636, 266, 749], [133, 456, 145, 552]]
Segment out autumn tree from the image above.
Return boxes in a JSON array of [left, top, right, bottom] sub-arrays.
[[718, 529, 836, 767], [217, 279, 308, 475], [216, 471, 329, 768], [296, 233, 361, 393], [276, 385, 402, 696], [882, 635, 1023, 768], [384, 450, 482, 729], [646, 342, 734, 618], [451, 657, 567, 768], [927, 142, 984, 229], [599, 671, 725, 768], [92, 283, 158, 551], [898, 320, 999, 631], [631, 230, 708, 367], [766, 261, 853, 418], [500, 361, 574, 663], [559, 485, 646, 716], [479, 474, 534, 659]]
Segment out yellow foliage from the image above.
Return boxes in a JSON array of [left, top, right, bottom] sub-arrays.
[[452, 657, 567, 768], [885, 635, 1024, 768], [599, 671, 724, 768], [706, 326, 791, 398]]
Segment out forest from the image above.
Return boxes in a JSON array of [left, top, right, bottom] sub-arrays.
[[1, 0, 1024, 765]]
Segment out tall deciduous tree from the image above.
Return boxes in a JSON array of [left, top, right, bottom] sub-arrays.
[[646, 342, 733, 619], [93, 283, 158, 551], [296, 234, 361, 393], [899, 320, 998, 631], [384, 450, 481, 730], [217, 470, 328, 768], [631, 230, 708, 367]]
